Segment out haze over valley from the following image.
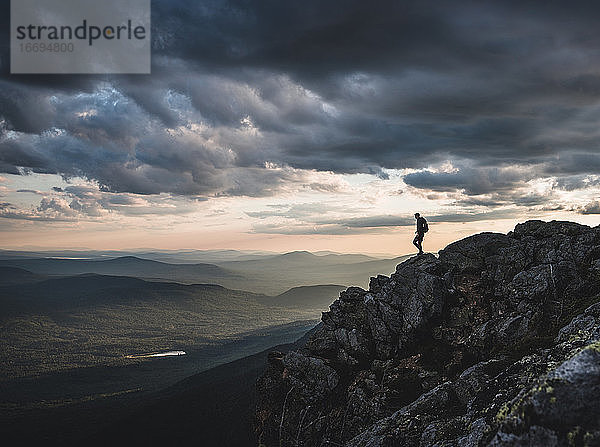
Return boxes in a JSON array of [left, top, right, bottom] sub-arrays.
[[0, 248, 401, 427]]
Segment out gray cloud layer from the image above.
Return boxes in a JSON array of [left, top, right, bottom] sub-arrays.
[[2, 0, 600, 200]]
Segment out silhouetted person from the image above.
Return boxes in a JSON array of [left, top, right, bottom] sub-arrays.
[[413, 213, 428, 255]]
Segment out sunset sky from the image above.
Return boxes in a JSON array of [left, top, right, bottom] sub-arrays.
[[1, 0, 600, 255]]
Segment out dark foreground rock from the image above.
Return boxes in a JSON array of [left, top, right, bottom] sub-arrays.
[[255, 220, 600, 447]]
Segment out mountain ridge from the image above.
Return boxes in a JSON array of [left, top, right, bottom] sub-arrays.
[[255, 220, 600, 447], [259, 284, 347, 309], [0, 252, 411, 295]]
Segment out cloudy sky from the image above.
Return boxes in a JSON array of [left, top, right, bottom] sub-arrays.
[[1, 0, 600, 254]]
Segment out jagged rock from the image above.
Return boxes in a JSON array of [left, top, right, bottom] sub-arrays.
[[438, 232, 513, 274], [489, 341, 600, 447], [282, 352, 339, 404], [556, 302, 600, 344], [255, 221, 600, 447]]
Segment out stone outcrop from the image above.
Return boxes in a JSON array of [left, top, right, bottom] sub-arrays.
[[255, 220, 600, 447]]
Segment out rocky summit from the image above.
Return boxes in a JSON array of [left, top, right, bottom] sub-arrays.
[[254, 220, 600, 447]]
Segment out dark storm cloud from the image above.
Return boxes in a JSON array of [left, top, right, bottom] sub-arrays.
[[553, 175, 600, 191], [3, 0, 600, 198], [543, 152, 600, 176], [403, 166, 536, 195], [455, 191, 554, 208]]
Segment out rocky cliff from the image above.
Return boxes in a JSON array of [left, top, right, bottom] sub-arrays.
[[255, 220, 600, 447]]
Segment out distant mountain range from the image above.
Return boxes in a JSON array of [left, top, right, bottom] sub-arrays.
[[0, 266, 47, 285], [0, 248, 280, 262], [212, 250, 410, 294], [260, 284, 346, 309], [0, 250, 411, 294], [0, 256, 239, 284], [0, 269, 346, 315], [0, 248, 394, 264]]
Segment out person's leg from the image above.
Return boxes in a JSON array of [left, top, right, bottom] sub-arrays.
[[413, 234, 423, 253], [415, 233, 424, 254]]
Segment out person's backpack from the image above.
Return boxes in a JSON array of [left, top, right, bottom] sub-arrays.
[[422, 219, 429, 233]]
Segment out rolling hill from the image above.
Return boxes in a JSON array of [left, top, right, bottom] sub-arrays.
[[0, 273, 323, 381], [0, 256, 242, 284], [215, 251, 412, 294], [258, 284, 346, 309], [0, 251, 412, 295], [0, 266, 47, 285]]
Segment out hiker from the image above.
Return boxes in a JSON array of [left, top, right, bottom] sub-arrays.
[[413, 213, 428, 255]]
